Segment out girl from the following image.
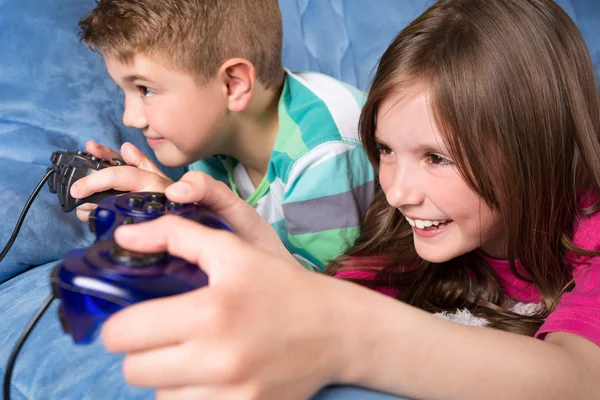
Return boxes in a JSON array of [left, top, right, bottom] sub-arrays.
[[329, 0, 600, 395], [104, 0, 600, 399]]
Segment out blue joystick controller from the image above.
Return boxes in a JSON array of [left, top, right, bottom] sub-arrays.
[[51, 191, 233, 344], [88, 191, 231, 239]]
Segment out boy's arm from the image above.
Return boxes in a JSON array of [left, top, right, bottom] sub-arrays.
[[282, 141, 375, 271]]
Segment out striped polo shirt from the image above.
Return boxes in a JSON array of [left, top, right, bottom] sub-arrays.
[[188, 69, 375, 271]]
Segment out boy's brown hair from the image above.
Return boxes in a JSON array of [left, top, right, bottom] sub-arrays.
[[79, 0, 284, 89]]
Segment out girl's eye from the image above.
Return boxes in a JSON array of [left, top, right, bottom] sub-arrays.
[[426, 153, 453, 166], [137, 86, 155, 97], [376, 143, 395, 156]]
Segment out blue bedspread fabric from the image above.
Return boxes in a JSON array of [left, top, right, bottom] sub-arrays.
[[0, 0, 598, 398]]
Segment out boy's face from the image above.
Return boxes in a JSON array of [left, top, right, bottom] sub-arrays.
[[104, 54, 229, 167]]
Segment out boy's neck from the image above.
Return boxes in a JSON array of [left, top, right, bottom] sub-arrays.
[[226, 81, 282, 187]]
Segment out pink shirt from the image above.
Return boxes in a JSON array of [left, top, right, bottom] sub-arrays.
[[336, 190, 600, 346]]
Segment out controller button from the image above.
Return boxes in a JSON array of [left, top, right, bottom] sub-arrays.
[[76, 150, 85, 156], [167, 201, 184, 211], [122, 217, 135, 225], [148, 193, 167, 203], [127, 195, 145, 208], [112, 157, 125, 166], [144, 201, 164, 214], [89, 155, 97, 161], [109, 244, 167, 267]]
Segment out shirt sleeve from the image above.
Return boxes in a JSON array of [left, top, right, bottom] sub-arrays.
[[535, 256, 600, 346], [186, 156, 230, 187], [281, 141, 375, 271], [535, 197, 600, 346]]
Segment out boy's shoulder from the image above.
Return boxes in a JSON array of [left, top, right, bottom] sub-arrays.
[[272, 70, 367, 170]]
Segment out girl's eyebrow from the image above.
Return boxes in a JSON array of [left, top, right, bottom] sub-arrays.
[[374, 133, 445, 154], [416, 143, 445, 154], [373, 133, 386, 144]]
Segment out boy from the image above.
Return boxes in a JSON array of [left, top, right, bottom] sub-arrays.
[[71, 0, 374, 271]]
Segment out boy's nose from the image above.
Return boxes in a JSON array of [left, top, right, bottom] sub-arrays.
[[122, 97, 148, 129]]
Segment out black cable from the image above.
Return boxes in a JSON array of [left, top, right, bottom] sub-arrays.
[[3, 293, 56, 400], [0, 169, 55, 263]]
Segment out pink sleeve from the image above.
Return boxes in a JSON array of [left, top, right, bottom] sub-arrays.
[[535, 191, 600, 345], [335, 266, 398, 297], [535, 257, 600, 346]]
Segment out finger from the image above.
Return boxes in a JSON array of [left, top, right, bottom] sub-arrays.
[[166, 172, 269, 238], [102, 290, 209, 353], [166, 172, 294, 261], [120, 142, 168, 178], [85, 140, 122, 162], [75, 208, 91, 222], [75, 203, 96, 211], [156, 387, 219, 400], [114, 215, 244, 276], [122, 343, 207, 387], [70, 166, 166, 198]]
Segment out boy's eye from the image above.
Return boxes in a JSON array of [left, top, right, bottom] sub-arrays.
[[137, 86, 155, 97], [426, 153, 452, 166]]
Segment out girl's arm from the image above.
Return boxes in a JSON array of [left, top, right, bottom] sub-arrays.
[[103, 215, 599, 400], [336, 289, 600, 400]]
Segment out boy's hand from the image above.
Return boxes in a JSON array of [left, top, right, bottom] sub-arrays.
[[71, 140, 173, 222]]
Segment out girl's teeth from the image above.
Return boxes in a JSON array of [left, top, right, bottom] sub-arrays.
[[405, 216, 449, 229]]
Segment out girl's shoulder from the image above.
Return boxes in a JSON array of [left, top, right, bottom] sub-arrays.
[[572, 189, 600, 252]]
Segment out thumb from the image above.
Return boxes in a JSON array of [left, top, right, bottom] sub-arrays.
[[114, 215, 244, 278], [120, 142, 168, 178]]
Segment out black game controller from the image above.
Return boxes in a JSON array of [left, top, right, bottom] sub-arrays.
[[47, 150, 127, 212]]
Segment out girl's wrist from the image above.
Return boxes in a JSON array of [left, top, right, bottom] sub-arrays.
[[323, 278, 403, 387]]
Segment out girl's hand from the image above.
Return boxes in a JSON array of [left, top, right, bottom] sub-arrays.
[[165, 171, 296, 263], [102, 216, 358, 400]]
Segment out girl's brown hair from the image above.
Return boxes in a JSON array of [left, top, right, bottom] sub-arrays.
[[78, 0, 284, 89], [328, 0, 600, 335]]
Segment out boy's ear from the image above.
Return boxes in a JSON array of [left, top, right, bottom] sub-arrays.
[[218, 58, 255, 112]]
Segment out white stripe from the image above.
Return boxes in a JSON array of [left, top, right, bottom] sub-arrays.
[[286, 69, 362, 142], [233, 163, 255, 200], [287, 141, 357, 186], [255, 177, 285, 224]]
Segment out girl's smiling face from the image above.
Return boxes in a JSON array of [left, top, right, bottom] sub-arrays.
[[375, 88, 506, 262]]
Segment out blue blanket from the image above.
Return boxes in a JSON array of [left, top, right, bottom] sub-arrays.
[[1, 0, 598, 398]]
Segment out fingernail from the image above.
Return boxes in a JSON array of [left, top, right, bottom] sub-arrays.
[[167, 182, 190, 196]]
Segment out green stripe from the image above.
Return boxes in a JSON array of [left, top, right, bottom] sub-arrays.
[[279, 73, 342, 151], [287, 226, 361, 270], [187, 157, 229, 186]]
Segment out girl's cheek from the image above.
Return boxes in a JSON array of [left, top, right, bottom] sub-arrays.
[[378, 163, 394, 193]]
